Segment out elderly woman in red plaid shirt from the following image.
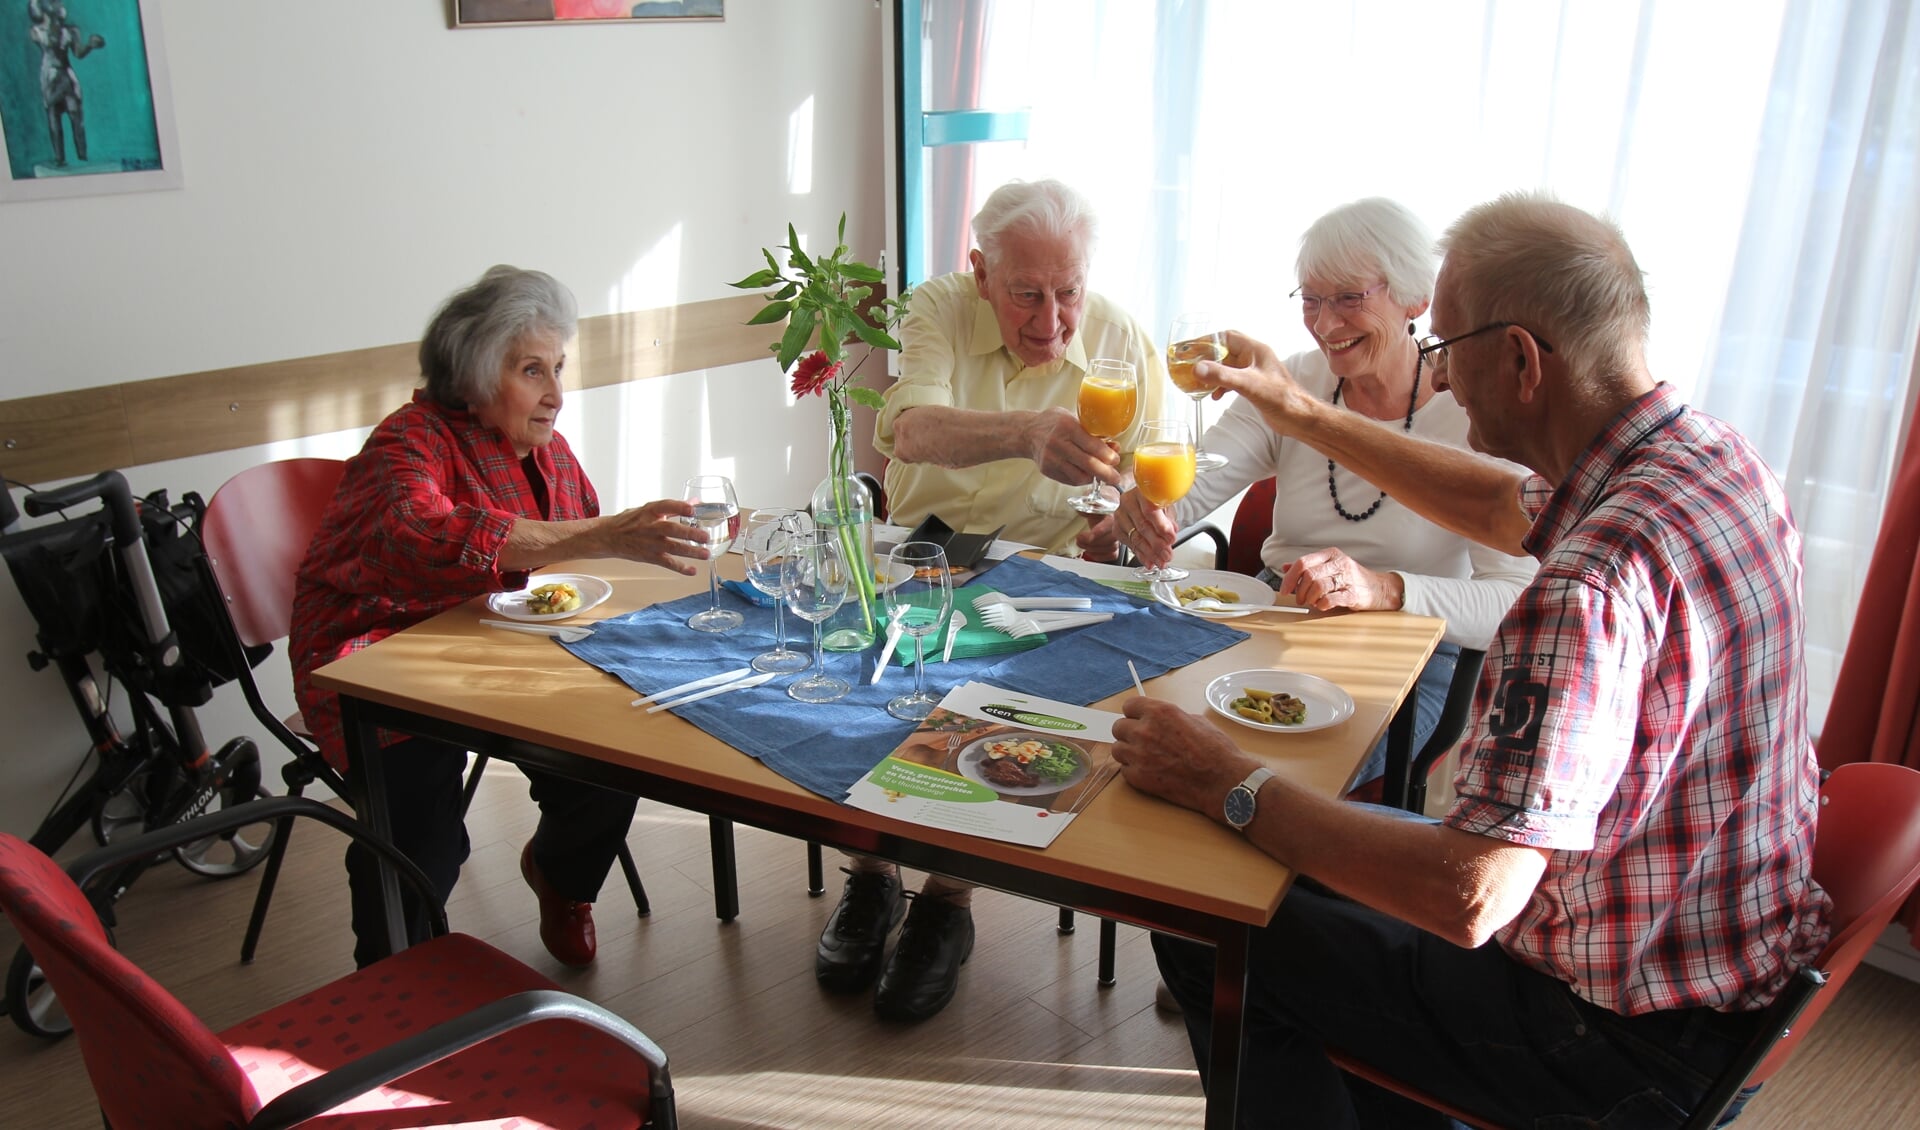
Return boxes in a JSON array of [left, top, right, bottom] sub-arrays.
[[292, 265, 708, 971]]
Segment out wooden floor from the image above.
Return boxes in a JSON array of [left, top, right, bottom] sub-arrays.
[[3, 769, 1919, 1128]]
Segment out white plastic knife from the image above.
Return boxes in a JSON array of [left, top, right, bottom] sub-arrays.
[[631, 666, 752, 707], [942, 609, 967, 663], [646, 670, 778, 713], [869, 610, 908, 684]]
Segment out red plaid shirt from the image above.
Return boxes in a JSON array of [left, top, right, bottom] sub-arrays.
[[291, 392, 598, 773], [1445, 384, 1831, 1015]]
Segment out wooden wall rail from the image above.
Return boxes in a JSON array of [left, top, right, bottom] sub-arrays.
[[0, 293, 781, 485]]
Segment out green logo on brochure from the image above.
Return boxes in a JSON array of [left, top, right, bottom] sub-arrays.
[[979, 704, 1085, 731]]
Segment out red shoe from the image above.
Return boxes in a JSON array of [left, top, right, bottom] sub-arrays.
[[520, 842, 596, 968]]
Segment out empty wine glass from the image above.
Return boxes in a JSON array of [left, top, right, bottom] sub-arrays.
[[1132, 419, 1197, 583], [682, 475, 743, 633], [1068, 357, 1139, 514], [781, 528, 852, 703], [1168, 313, 1230, 473], [884, 542, 952, 721], [744, 508, 813, 673]]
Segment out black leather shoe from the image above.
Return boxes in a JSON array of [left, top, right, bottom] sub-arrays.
[[816, 869, 905, 993], [873, 895, 974, 1022]]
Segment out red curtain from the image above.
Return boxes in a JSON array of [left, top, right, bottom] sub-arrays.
[[1818, 398, 1920, 939]]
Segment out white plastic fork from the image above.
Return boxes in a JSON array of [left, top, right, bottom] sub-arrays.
[[980, 609, 1115, 639], [970, 591, 1093, 615]]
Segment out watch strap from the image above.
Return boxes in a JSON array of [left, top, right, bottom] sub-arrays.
[[1226, 766, 1276, 830]]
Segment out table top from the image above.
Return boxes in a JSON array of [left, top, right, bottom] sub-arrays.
[[313, 554, 1444, 931]]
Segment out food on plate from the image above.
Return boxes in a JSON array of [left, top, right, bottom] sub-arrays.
[[1230, 686, 1308, 726], [980, 735, 1081, 785], [527, 581, 582, 615], [979, 757, 1039, 789], [1178, 583, 1240, 605]]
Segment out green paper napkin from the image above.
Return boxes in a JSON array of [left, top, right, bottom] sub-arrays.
[[892, 582, 1049, 664]]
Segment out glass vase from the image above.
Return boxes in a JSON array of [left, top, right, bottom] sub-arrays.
[[811, 388, 880, 651]]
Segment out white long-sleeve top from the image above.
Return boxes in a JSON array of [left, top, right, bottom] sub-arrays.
[[1172, 349, 1537, 648]]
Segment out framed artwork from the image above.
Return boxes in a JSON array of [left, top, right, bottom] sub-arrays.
[[0, 0, 180, 202], [455, 1, 724, 26]]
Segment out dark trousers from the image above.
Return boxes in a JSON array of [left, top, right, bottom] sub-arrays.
[[1153, 886, 1762, 1129], [345, 736, 638, 968]]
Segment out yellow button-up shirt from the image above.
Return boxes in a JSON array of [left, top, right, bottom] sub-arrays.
[[875, 271, 1172, 554]]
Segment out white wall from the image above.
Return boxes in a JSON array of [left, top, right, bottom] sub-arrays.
[[0, 0, 887, 836]]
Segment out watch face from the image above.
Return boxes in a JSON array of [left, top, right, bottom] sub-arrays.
[[1225, 785, 1256, 828]]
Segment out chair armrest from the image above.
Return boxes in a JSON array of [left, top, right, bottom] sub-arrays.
[[1404, 648, 1488, 814], [63, 796, 448, 937], [1172, 520, 1230, 571], [248, 989, 675, 1130]]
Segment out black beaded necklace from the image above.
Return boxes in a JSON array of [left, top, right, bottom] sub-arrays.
[[1327, 351, 1423, 522]]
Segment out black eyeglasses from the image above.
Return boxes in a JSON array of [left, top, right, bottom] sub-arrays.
[[1416, 323, 1555, 367]]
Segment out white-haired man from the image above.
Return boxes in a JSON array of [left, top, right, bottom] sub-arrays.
[[814, 179, 1171, 1023]]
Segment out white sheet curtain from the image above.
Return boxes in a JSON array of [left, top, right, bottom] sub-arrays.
[[911, 0, 1920, 727]]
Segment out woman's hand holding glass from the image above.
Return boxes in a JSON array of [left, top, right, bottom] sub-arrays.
[[781, 529, 852, 703], [1168, 313, 1229, 473], [744, 508, 813, 674], [883, 542, 951, 722], [1068, 357, 1139, 515], [1129, 419, 1197, 582], [681, 475, 743, 633]]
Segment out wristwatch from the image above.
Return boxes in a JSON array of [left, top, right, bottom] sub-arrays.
[[1224, 766, 1276, 831]]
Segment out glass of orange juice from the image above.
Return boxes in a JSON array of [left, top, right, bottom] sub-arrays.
[[1068, 357, 1139, 515], [1131, 419, 1197, 582], [1168, 313, 1229, 473]]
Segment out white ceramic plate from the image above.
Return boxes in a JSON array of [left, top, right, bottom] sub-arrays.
[[487, 573, 613, 622], [956, 732, 1091, 796], [1151, 569, 1278, 619], [1205, 669, 1356, 734]]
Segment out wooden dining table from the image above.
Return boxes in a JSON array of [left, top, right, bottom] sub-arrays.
[[313, 553, 1444, 1129]]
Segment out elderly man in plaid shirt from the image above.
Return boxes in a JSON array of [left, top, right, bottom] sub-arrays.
[[1111, 192, 1832, 1129]]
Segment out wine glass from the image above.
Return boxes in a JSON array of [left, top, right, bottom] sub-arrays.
[[744, 508, 813, 673], [1068, 357, 1140, 514], [682, 475, 743, 633], [1168, 313, 1230, 473], [781, 528, 852, 703], [1132, 419, 1197, 583], [884, 542, 952, 721]]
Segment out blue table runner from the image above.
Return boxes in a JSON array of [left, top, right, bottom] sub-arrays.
[[561, 554, 1249, 799]]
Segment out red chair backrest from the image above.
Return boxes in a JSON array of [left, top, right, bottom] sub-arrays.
[[1750, 760, 1920, 1083], [201, 458, 345, 648], [1226, 477, 1276, 577], [0, 834, 258, 1127]]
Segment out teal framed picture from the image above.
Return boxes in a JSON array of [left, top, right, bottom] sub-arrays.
[[0, 0, 180, 202], [455, 1, 724, 26]]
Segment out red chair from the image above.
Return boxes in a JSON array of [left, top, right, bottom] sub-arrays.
[[194, 458, 657, 962], [1330, 760, 1920, 1128], [0, 795, 676, 1129]]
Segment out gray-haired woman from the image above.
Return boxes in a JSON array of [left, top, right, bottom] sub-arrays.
[[292, 265, 705, 971], [1120, 198, 1537, 794]]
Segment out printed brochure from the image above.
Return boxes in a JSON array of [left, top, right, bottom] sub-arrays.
[[843, 681, 1122, 848]]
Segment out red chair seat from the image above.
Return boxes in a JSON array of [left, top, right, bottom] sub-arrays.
[[221, 933, 652, 1128]]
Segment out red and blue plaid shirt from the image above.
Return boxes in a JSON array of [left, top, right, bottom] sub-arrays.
[[1445, 384, 1831, 1015], [291, 391, 598, 773]]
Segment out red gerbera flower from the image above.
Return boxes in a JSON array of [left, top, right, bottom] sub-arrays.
[[789, 350, 841, 397]]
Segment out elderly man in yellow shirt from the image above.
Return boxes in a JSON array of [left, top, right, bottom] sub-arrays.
[[816, 179, 1173, 1023], [876, 178, 1172, 559]]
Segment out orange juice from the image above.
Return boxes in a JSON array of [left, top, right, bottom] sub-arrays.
[[1167, 336, 1226, 396], [1078, 375, 1139, 438], [1135, 441, 1197, 506]]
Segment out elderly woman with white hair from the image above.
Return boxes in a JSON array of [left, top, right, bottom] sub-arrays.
[[292, 265, 707, 972], [1120, 198, 1537, 796]]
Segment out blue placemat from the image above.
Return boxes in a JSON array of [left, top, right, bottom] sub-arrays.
[[561, 554, 1249, 799]]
